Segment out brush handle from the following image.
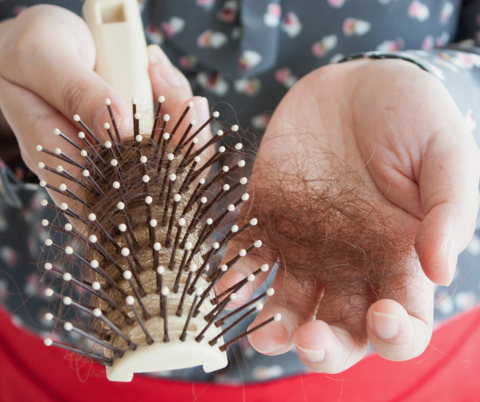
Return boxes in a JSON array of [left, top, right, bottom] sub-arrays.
[[82, 0, 153, 133]]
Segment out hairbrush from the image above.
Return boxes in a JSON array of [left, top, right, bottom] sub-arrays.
[[35, 0, 281, 382]]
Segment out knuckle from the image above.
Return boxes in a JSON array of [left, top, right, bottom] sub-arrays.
[[60, 79, 91, 119]]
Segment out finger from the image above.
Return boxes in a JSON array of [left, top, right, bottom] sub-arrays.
[[247, 270, 318, 355], [2, 6, 131, 139], [415, 121, 480, 286], [147, 45, 214, 162], [293, 321, 367, 374], [0, 76, 85, 208], [367, 260, 434, 360]]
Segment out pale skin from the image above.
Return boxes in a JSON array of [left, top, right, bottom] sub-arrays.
[[0, 5, 479, 375]]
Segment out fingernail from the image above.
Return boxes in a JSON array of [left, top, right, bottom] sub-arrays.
[[196, 97, 210, 123], [295, 345, 326, 363], [248, 336, 283, 355], [149, 45, 181, 87], [441, 238, 458, 285], [370, 311, 400, 340]]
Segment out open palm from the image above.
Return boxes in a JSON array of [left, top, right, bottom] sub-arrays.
[[218, 58, 480, 373]]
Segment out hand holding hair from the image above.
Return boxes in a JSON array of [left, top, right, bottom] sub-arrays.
[[217, 58, 480, 374]]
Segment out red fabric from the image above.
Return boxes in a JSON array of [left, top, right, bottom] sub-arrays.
[[1, 305, 480, 402]]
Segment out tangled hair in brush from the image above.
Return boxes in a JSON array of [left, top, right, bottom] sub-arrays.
[[226, 131, 420, 343]]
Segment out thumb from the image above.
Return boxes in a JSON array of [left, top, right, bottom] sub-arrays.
[[415, 126, 480, 286]]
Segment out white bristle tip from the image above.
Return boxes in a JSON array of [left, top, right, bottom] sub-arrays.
[[104, 123, 110, 129], [44, 338, 53, 346], [131, 98, 138, 105], [154, 242, 161, 251], [193, 138, 199, 144], [200, 197, 207, 204], [45, 313, 53, 321], [163, 133, 170, 140], [92, 282, 101, 291], [65, 246, 73, 255], [190, 119, 196, 125], [161, 287, 169, 296], [221, 265, 228, 272], [82, 170, 90, 177], [117, 202, 125, 210], [54, 148, 61, 155], [238, 160, 246, 167], [207, 218, 213, 224], [123, 270, 132, 280], [158, 96, 165, 103], [89, 235, 98, 243], [44, 239, 53, 246], [113, 181, 120, 189], [248, 274, 255, 281], [142, 175, 150, 183], [256, 303, 264, 311], [59, 184, 67, 191], [178, 218, 186, 226], [254, 240, 262, 248], [157, 266, 165, 274], [232, 125, 239, 132], [194, 156, 201, 163], [121, 248, 130, 257], [169, 174, 176, 181], [261, 264, 269, 272], [78, 132, 85, 139], [189, 263, 198, 272], [150, 219, 157, 227], [140, 156, 147, 163], [222, 166, 229, 172], [53, 129, 61, 135], [36, 145, 43, 151], [195, 288, 203, 297], [213, 111, 220, 118], [37, 162, 45, 169], [39, 180, 46, 187], [168, 153, 174, 161], [63, 273, 72, 281], [134, 113, 141, 120], [145, 196, 153, 204], [213, 242, 220, 249], [60, 203, 68, 210], [239, 249, 247, 257], [219, 146, 226, 153], [274, 313, 282, 321], [187, 101, 194, 108], [267, 288, 275, 296], [223, 184, 230, 191], [163, 114, 170, 121], [110, 159, 118, 166], [250, 218, 258, 226], [235, 143, 243, 150], [73, 115, 80, 121], [93, 308, 102, 317], [240, 177, 248, 185], [41, 199, 49, 207], [119, 224, 127, 232], [88, 213, 96, 221], [63, 297, 72, 306], [230, 293, 237, 300], [80, 150, 88, 157], [45, 289, 54, 297], [126, 296, 135, 305], [135, 134, 142, 142], [90, 260, 99, 268], [228, 205, 235, 212], [200, 178, 206, 184], [217, 130, 224, 136], [105, 141, 112, 148], [231, 225, 239, 233], [185, 241, 193, 250], [64, 223, 72, 231], [44, 263, 52, 270], [174, 194, 181, 202], [242, 193, 249, 201], [105, 99, 111, 105], [56, 166, 64, 172], [42, 219, 49, 226]]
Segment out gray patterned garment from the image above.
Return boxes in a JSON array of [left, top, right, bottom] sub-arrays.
[[0, 0, 480, 384]]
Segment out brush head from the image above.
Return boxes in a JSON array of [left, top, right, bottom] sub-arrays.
[[39, 98, 278, 382]]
